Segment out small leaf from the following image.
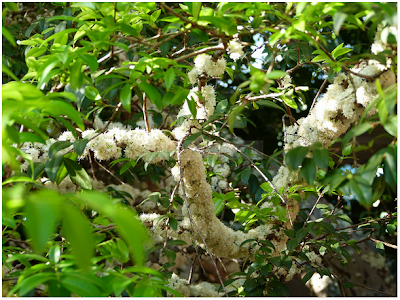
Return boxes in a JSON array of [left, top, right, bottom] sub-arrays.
[[70, 59, 83, 90], [333, 11, 347, 34], [49, 141, 72, 159], [164, 68, 175, 91], [18, 273, 56, 296], [241, 168, 251, 185], [207, 154, 218, 168], [49, 245, 61, 264], [187, 96, 197, 119], [169, 217, 178, 231], [256, 100, 286, 113], [342, 123, 373, 148]]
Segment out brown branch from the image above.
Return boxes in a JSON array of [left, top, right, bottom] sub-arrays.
[[370, 237, 397, 249], [303, 192, 324, 228], [309, 77, 328, 111]]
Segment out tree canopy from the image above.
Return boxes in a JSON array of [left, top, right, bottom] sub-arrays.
[[2, 2, 397, 297]]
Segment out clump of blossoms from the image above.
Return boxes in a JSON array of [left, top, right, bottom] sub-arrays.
[[227, 40, 245, 61]]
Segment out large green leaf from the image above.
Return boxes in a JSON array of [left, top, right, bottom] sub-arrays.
[[62, 205, 94, 272], [300, 158, 316, 185], [24, 190, 62, 253]]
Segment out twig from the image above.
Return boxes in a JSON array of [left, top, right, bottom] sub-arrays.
[[370, 237, 397, 249], [303, 192, 324, 228], [352, 283, 396, 297], [309, 77, 328, 111], [143, 94, 151, 133], [175, 45, 225, 63], [95, 160, 125, 185]]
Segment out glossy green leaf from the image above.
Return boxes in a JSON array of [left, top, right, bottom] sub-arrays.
[[45, 154, 64, 182], [120, 84, 132, 113], [62, 205, 94, 272], [73, 139, 89, 156], [70, 59, 83, 91], [64, 158, 93, 190], [383, 144, 397, 192], [49, 245, 61, 264], [341, 122, 373, 148], [256, 100, 286, 113], [139, 82, 162, 110], [383, 115, 397, 137]]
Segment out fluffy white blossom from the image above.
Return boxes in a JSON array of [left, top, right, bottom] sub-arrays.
[[281, 75, 292, 89], [177, 85, 216, 120], [227, 40, 244, 61], [194, 54, 226, 77], [188, 67, 200, 85]]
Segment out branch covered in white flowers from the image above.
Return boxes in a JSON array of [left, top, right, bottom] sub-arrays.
[[13, 20, 397, 297]]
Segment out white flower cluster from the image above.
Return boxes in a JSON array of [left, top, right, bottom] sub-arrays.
[[177, 85, 216, 120], [194, 53, 227, 77], [281, 75, 292, 89], [227, 40, 245, 61], [166, 273, 221, 297], [285, 61, 395, 151], [371, 24, 397, 56]]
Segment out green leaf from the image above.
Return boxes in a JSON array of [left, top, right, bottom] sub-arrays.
[[342, 123, 373, 148], [73, 139, 88, 156], [214, 198, 224, 215], [77, 54, 98, 72], [164, 68, 175, 91], [169, 217, 178, 231], [265, 70, 287, 79], [348, 176, 373, 209], [2, 26, 17, 47], [113, 207, 149, 266], [383, 144, 397, 192], [24, 190, 61, 253], [18, 273, 56, 296], [19, 132, 46, 145], [383, 115, 397, 137], [61, 274, 101, 297], [241, 168, 251, 185], [2, 176, 38, 185], [333, 11, 347, 34], [256, 100, 286, 113], [45, 155, 64, 182], [302, 270, 314, 285], [120, 84, 132, 113], [62, 205, 94, 272], [183, 132, 202, 149], [187, 96, 197, 119], [342, 143, 353, 156], [63, 158, 93, 190], [228, 105, 244, 134], [70, 59, 83, 90], [296, 227, 309, 243], [207, 154, 219, 168], [300, 158, 316, 185], [139, 82, 162, 110], [49, 245, 61, 264], [49, 141, 72, 158], [312, 148, 329, 169], [285, 146, 309, 171]]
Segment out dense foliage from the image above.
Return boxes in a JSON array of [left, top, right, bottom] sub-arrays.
[[2, 2, 397, 297]]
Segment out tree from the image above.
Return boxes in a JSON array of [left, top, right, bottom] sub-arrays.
[[2, 2, 397, 297]]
